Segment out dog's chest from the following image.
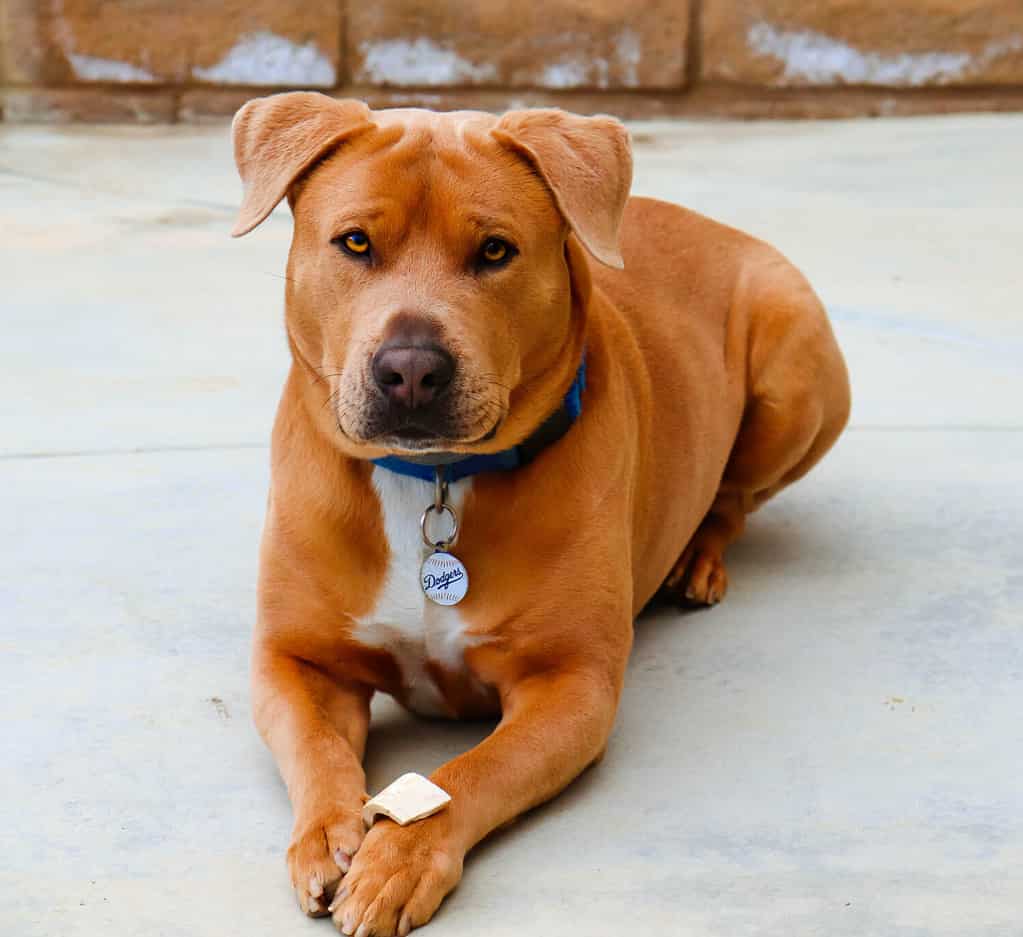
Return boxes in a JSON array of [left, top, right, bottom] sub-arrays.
[[352, 468, 488, 717]]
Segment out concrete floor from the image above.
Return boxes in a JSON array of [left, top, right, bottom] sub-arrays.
[[2, 113, 1021, 936]]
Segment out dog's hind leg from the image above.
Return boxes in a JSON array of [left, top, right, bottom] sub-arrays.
[[665, 268, 850, 606], [664, 487, 747, 606], [664, 398, 828, 605]]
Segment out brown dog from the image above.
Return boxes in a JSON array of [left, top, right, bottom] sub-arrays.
[[231, 92, 850, 935]]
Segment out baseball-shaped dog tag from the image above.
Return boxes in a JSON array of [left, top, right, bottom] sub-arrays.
[[421, 550, 469, 606]]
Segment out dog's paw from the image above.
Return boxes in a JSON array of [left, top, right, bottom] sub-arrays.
[[664, 544, 729, 606], [329, 816, 463, 936], [288, 807, 366, 917]]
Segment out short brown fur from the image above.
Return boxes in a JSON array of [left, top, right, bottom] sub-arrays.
[[232, 92, 850, 935]]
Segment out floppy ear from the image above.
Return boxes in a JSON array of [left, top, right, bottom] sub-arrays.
[[231, 92, 374, 237], [492, 109, 632, 268]]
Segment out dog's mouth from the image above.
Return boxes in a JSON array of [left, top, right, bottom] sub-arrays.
[[334, 372, 508, 455]]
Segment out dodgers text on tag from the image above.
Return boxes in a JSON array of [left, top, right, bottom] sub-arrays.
[[421, 550, 469, 606]]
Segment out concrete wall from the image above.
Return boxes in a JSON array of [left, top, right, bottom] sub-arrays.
[[2, 0, 1022, 122]]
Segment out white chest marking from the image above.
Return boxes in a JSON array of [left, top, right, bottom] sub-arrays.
[[353, 468, 483, 716]]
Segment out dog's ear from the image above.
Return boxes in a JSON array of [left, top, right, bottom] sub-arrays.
[[492, 109, 632, 269], [231, 92, 374, 237]]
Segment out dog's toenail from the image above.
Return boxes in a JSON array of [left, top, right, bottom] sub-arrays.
[[309, 875, 323, 897]]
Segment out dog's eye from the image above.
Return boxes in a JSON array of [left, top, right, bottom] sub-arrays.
[[479, 237, 515, 267], [335, 230, 371, 257]]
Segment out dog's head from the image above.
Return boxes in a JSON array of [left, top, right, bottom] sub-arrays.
[[231, 93, 631, 458]]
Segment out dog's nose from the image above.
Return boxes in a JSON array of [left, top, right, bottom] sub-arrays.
[[372, 342, 454, 409]]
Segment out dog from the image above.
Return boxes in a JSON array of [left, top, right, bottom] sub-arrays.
[[231, 92, 850, 936]]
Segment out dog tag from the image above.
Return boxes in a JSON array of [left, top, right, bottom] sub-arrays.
[[421, 550, 469, 606]]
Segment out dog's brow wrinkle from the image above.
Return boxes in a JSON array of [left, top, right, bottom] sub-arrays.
[[466, 212, 507, 228], [334, 203, 390, 224]]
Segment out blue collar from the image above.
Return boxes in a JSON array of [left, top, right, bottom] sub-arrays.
[[372, 359, 586, 483]]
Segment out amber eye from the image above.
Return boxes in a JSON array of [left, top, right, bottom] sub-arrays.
[[337, 230, 371, 256], [480, 237, 513, 266]]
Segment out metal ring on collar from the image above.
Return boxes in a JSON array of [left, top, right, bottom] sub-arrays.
[[420, 503, 459, 549], [433, 468, 447, 512]]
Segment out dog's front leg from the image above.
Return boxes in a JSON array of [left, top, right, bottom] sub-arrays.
[[253, 648, 372, 916], [331, 666, 622, 936]]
